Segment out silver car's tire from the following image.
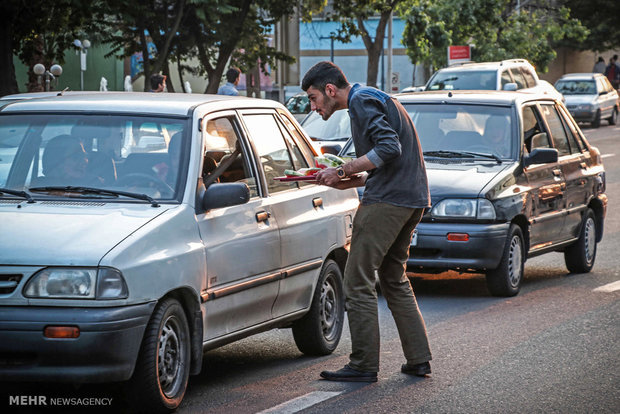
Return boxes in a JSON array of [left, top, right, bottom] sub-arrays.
[[564, 208, 597, 274], [608, 107, 618, 125], [292, 259, 344, 355], [592, 109, 601, 128], [486, 224, 524, 297], [129, 298, 190, 413]]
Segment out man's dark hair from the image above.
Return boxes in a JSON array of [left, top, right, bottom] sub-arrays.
[[226, 67, 241, 83], [301, 61, 348, 92], [150, 73, 166, 90]]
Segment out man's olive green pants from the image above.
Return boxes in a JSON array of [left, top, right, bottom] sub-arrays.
[[345, 203, 432, 372]]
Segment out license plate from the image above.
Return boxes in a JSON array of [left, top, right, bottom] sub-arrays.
[[410, 229, 418, 246]]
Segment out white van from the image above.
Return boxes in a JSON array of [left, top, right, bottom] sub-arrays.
[[0, 93, 358, 412]]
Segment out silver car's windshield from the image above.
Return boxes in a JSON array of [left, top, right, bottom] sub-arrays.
[[0, 114, 188, 202], [426, 70, 497, 90], [301, 109, 351, 141], [554, 80, 596, 95]]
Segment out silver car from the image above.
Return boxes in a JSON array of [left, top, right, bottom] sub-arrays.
[[554, 73, 619, 127], [0, 93, 358, 412]]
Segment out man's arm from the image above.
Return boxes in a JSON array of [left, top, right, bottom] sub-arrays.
[[316, 155, 374, 188]]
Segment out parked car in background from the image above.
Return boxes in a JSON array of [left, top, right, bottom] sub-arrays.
[[300, 108, 351, 154], [284, 92, 310, 122], [423, 59, 565, 102], [339, 90, 606, 297], [554, 73, 619, 128], [0, 93, 359, 412]]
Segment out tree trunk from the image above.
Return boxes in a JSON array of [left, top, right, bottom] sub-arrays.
[[0, 22, 18, 96], [163, 62, 174, 92], [357, 10, 390, 89]]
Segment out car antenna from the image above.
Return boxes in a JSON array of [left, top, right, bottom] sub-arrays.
[[57, 87, 69, 96]]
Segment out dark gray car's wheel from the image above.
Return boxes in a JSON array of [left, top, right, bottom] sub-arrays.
[[592, 109, 601, 128], [564, 208, 597, 274], [608, 107, 618, 125], [486, 224, 524, 297], [129, 298, 190, 413], [292, 259, 344, 355]]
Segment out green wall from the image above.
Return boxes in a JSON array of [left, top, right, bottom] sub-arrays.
[[14, 44, 125, 93]]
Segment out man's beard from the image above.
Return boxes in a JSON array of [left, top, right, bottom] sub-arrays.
[[320, 94, 338, 120]]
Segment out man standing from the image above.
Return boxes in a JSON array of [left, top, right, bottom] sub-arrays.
[[302, 61, 432, 382], [149, 73, 166, 92], [217, 67, 241, 96]]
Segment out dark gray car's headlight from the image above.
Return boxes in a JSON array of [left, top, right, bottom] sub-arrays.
[[24, 267, 128, 299], [432, 198, 496, 219]]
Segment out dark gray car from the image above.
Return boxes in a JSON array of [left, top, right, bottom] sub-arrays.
[[338, 90, 607, 296]]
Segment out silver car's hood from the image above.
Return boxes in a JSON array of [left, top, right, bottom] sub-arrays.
[[0, 203, 169, 266], [563, 95, 596, 105]]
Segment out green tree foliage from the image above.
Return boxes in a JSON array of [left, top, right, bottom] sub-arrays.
[[563, 0, 620, 51], [399, 0, 587, 73], [0, 0, 95, 95], [303, 1, 405, 88]]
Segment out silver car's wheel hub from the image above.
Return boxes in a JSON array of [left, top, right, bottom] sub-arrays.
[[584, 217, 596, 264], [507, 235, 523, 287], [319, 275, 337, 340], [159, 316, 182, 396]]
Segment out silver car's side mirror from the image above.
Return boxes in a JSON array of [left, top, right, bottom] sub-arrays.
[[503, 83, 518, 91], [202, 182, 250, 210]]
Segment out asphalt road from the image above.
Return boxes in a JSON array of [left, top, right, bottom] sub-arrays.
[[176, 122, 619, 414], [1, 123, 618, 414]]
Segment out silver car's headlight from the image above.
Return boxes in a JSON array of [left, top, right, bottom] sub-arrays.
[[432, 198, 496, 219], [24, 267, 128, 299]]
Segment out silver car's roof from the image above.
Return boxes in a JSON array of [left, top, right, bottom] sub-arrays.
[[0, 92, 286, 117], [557, 73, 603, 80], [394, 90, 556, 106]]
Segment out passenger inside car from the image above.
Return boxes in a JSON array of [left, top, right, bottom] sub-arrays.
[[37, 134, 96, 186], [482, 115, 511, 157]]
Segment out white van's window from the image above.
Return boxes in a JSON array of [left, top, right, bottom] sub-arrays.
[[0, 114, 188, 202], [242, 113, 297, 194]]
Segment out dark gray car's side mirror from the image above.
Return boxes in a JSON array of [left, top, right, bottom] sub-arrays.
[[320, 143, 342, 155], [524, 147, 559, 167], [202, 182, 250, 210]]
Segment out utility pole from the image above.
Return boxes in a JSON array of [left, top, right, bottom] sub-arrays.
[[386, 11, 393, 93]]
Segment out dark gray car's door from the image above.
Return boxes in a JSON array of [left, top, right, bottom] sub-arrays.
[[522, 104, 566, 250]]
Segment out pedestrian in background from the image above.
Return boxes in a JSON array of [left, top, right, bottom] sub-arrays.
[[149, 73, 166, 93], [593, 57, 606, 74], [217, 67, 241, 96], [302, 61, 433, 383], [605, 55, 620, 89]]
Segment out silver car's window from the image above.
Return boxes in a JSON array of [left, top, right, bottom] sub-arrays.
[[540, 104, 571, 156], [500, 70, 512, 88], [204, 116, 258, 198], [427, 70, 497, 90], [522, 68, 537, 88], [405, 104, 513, 158], [242, 113, 298, 194], [1, 114, 187, 201], [509, 68, 527, 89]]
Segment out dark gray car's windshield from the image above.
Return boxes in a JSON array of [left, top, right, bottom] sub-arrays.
[[404, 103, 514, 159], [554, 80, 596, 95], [426, 70, 497, 90], [0, 113, 188, 202]]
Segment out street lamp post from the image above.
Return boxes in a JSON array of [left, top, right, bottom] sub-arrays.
[[33, 63, 63, 91], [319, 33, 336, 63], [73, 39, 91, 90]]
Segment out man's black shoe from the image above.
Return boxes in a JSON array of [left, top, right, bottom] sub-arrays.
[[401, 361, 431, 377], [320, 364, 378, 382]]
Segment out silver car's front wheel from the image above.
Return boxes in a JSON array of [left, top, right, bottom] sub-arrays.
[[565, 209, 597, 273]]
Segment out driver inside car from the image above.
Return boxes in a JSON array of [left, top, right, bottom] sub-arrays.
[[37, 134, 101, 186]]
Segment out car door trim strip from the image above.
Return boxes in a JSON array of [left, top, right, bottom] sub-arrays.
[[200, 260, 322, 302]]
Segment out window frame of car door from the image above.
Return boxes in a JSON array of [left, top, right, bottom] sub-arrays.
[[521, 102, 567, 247]]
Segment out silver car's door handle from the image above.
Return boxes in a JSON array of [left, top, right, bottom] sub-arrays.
[[312, 197, 323, 208], [552, 169, 562, 177], [255, 211, 271, 223]]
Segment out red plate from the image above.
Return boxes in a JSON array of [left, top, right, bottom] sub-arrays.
[[274, 175, 318, 182]]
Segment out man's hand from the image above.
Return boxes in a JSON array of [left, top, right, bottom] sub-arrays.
[[316, 167, 340, 187]]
